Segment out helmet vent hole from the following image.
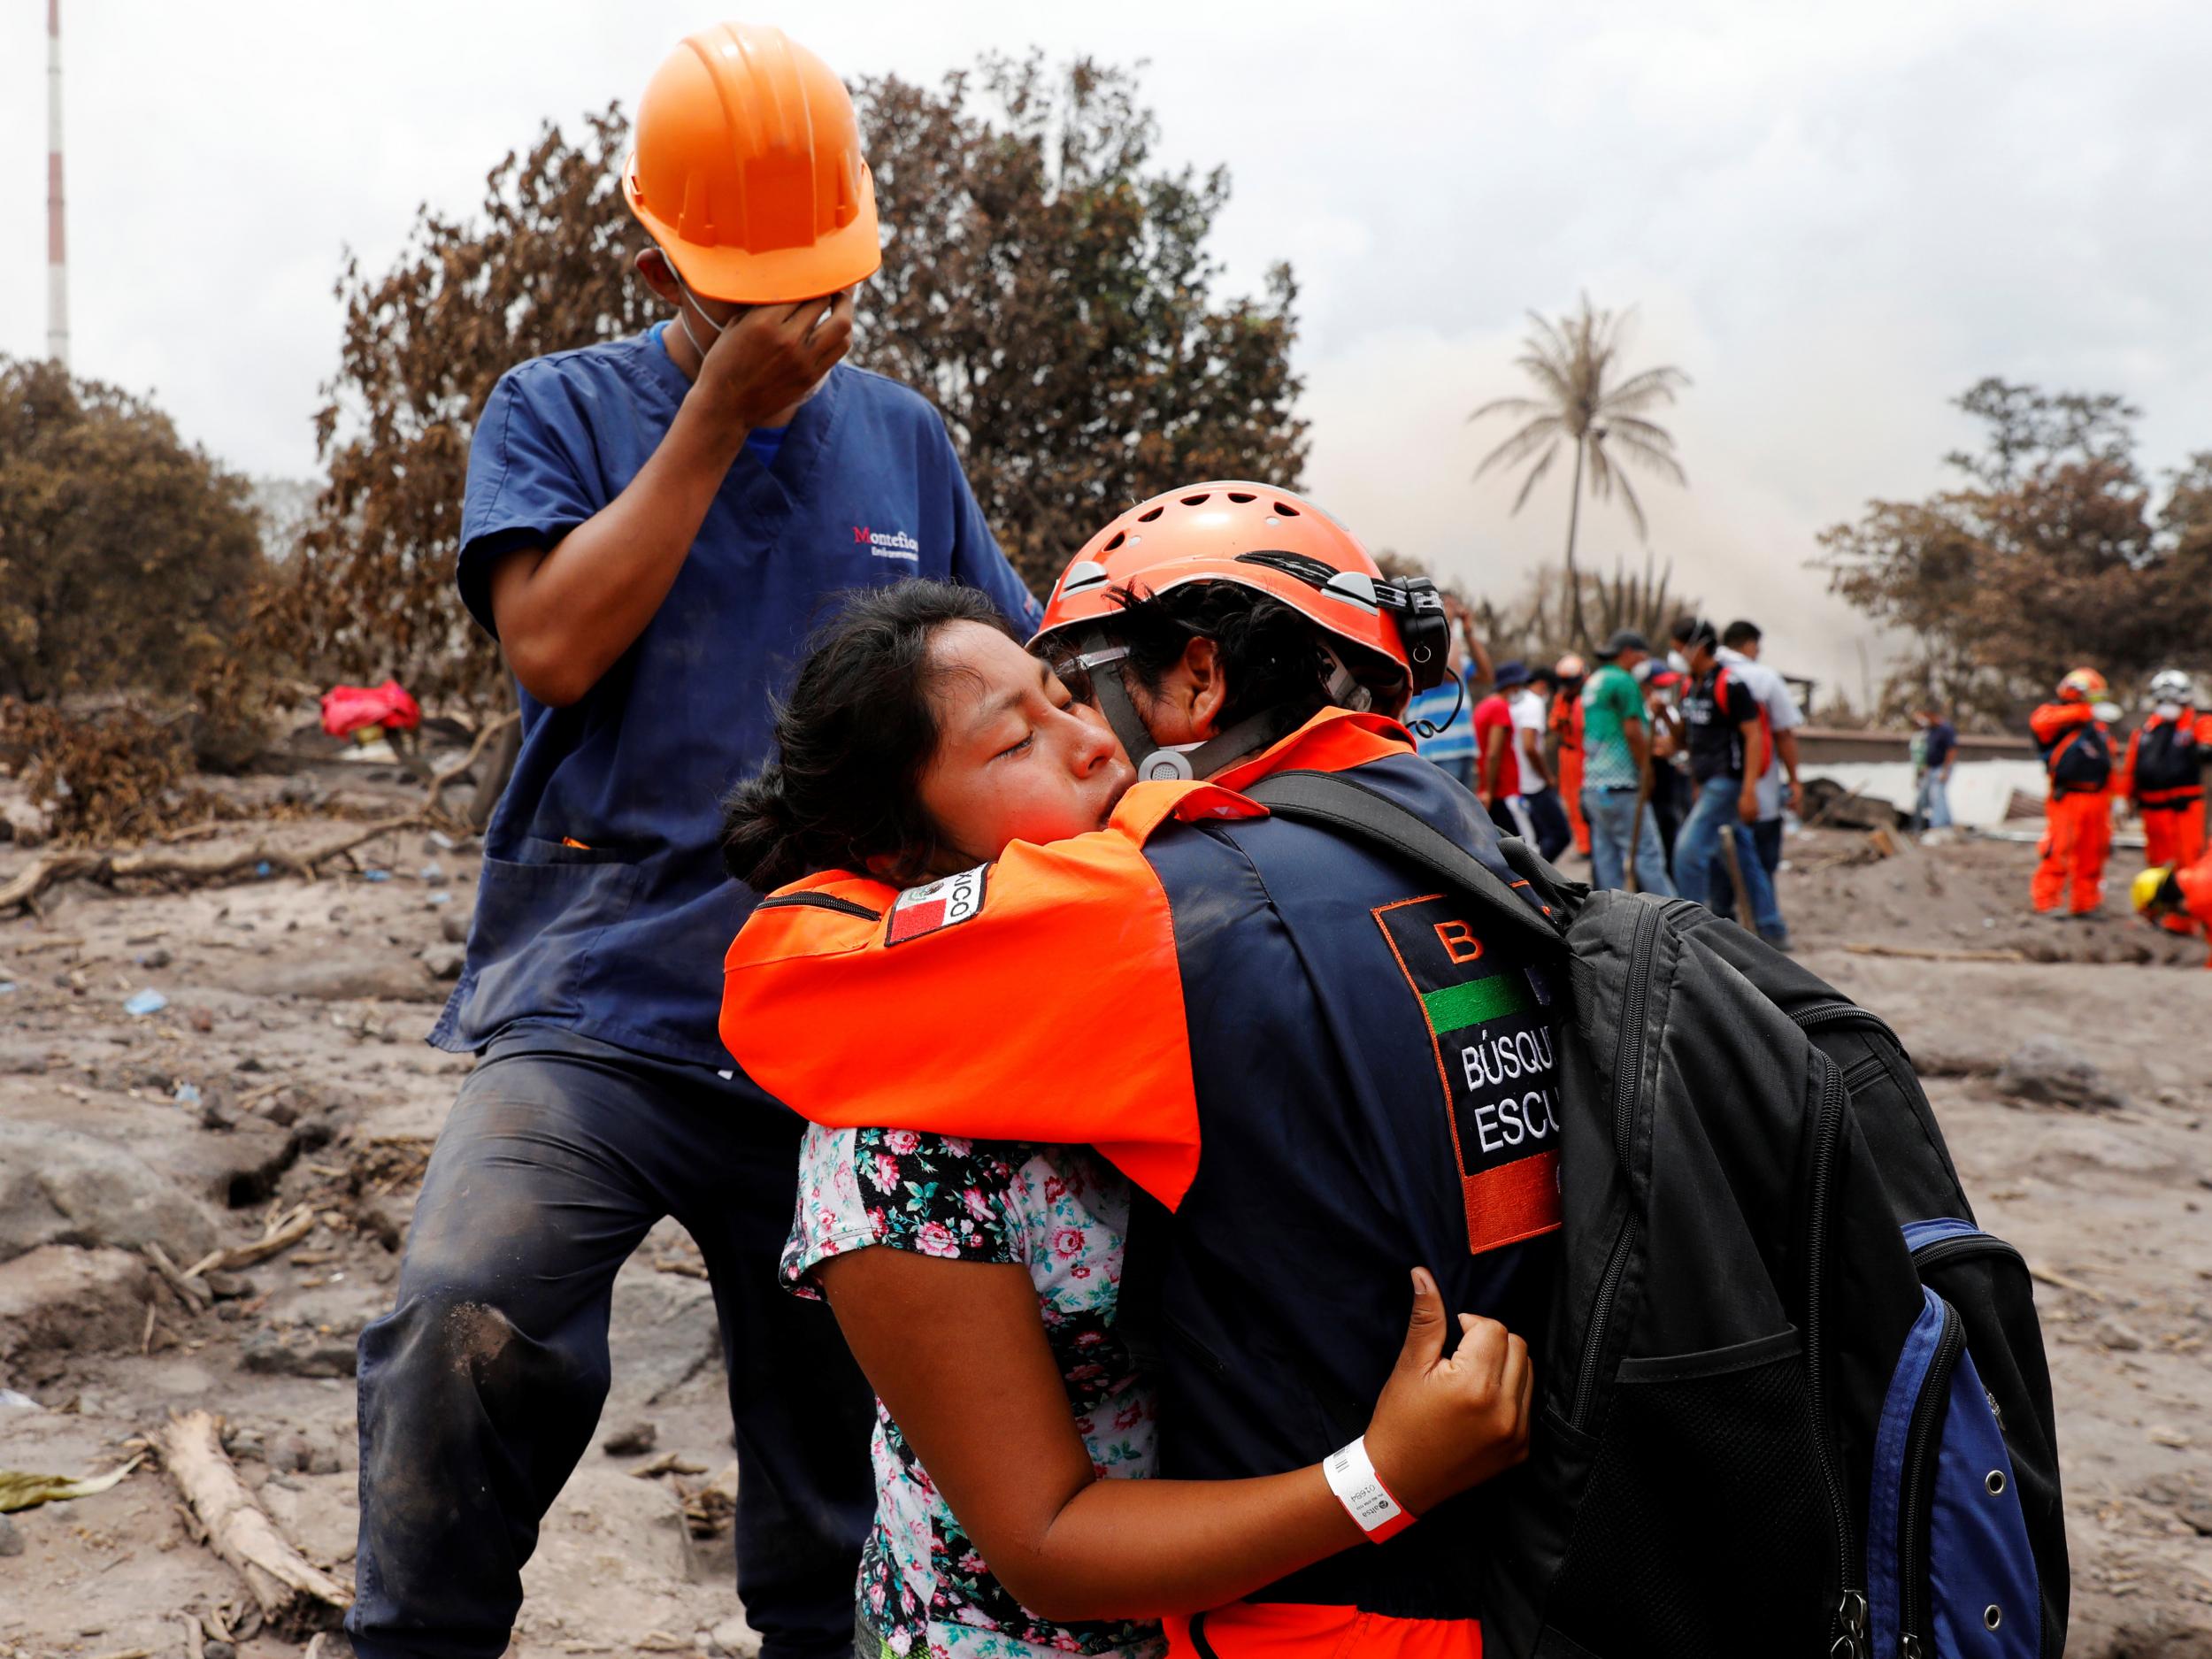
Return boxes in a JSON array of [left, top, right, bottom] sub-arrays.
[[1138, 506, 1164, 522], [1103, 532, 1126, 552], [1180, 493, 1211, 506], [1272, 501, 1302, 517], [1227, 491, 1256, 503]]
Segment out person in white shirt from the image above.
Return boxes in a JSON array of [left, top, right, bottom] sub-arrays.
[[1717, 618, 1804, 902], [1509, 665, 1575, 859]]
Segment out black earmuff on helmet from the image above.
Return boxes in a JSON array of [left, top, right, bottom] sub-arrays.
[[1392, 577, 1448, 696]]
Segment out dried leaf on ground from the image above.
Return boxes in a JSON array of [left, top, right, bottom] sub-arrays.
[[0, 1455, 144, 1514]]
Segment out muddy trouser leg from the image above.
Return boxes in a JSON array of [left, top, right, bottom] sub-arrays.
[[675, 1086, 875, 1659], [347, 1047, 665, 1658]]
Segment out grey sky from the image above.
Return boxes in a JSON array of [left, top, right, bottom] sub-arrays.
[[7, 0, 2209, 703]]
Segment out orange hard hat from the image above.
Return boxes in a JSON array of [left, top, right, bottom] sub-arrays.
[[2058, 667, 2108, 703], [1035, 483, 1440, 714], [1555, 653, 1588, 680], [623, 22, 880, 303]]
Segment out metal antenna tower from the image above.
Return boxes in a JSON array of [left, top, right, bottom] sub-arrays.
[[48, 0, 70, 367]]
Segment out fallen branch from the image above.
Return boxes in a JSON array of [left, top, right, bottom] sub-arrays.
[[143, 1242, 212, 1314], [1841, 942, 2027, 964], [183, 1205, 316, 1279], [0, 813, 422, 913], [0, 710, 512, 914], [2029, 1263, 2107, 1302], [420, 710, 517, 822], [159, 1409, 350, 1636], [630, 1450, 707, 1479]]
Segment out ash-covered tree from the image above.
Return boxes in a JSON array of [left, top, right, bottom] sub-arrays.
[[1820, 379, 2212, 726], [276, 108, 650, 709], [282, 57, 1305, 711], [0, 356, 262, 704], [854, 54, 1306, 588]]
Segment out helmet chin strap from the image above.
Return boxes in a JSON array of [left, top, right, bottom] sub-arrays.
[[1068, 631, 1345, 784]]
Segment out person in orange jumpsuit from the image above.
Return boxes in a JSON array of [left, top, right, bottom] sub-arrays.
[[2116, 672, 2210, 933], [2029, 668, 2118, 917], [2133, 853, 2212, 966], [1548, 653, 1591, 856]]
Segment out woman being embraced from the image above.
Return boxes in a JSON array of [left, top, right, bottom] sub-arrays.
[[724, 581, 1533, 1659]]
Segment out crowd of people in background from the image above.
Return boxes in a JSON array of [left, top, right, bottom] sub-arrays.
[[1414, 604, 2210, 964], [1412, 603, 1805, 949]]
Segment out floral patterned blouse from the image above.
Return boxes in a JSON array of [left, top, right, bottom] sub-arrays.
[[781, 1124, 1167, 1659]]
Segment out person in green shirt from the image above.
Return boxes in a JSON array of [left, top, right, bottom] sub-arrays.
[[1579, 630, 1676, 895]]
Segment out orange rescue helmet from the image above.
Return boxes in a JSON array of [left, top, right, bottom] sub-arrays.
[[2057, 667, 2108, 703], [1033, 483, 1448, 781], [1034, 483, 1444, 715], [623, 22, 881, 303], [1555, 653, 1588, 680]]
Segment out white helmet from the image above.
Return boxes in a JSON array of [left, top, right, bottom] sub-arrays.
[[2147, 669, 2198, 705]]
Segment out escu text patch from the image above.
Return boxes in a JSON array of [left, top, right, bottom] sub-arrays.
[[1373, 895, 1564, 1255]]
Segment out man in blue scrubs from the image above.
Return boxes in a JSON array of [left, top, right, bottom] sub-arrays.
[[348, 25, 1041, 1658]]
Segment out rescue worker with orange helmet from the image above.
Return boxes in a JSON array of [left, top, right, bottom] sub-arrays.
[[349, 25, 1040, 1659], [2029, 669, 2118, 917], [2133, 853, 2212, 966], [725, 484, 1567, 1659], [1548, 653, 1592, 856], [2116, 671, 2211, 932]]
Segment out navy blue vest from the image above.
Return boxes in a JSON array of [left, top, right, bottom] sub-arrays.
[[1141, 751, 1562, 1616]]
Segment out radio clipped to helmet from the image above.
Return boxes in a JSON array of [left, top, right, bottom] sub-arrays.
[[1390, 576, 1449, 695]]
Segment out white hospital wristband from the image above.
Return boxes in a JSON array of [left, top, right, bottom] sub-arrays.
[[1323, 1435, 1416, 1543]]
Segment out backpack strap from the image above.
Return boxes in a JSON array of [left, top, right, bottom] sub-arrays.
[[1242, 769, 1571, 948]]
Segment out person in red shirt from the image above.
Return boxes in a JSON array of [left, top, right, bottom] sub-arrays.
[[1548, 654, 1591, 856], [2029, 668, 2118, 917], [1471, 661, 1529, 840], [2116, 672, 2209, 928]]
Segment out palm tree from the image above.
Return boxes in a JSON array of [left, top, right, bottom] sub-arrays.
[[1470, 296, 1690, 647]]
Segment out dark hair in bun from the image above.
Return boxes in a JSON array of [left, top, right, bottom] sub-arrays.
[[721, 580, 1023, 893]]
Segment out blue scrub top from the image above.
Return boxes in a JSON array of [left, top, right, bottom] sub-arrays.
[[432, 329, 1041, 1071]]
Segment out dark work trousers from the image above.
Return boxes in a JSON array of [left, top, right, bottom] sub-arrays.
[[1709, 818, 1787, 924], [348, 1028, 874, 1659]]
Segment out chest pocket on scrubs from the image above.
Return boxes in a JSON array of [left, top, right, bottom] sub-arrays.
[[463, 836, 649, 1029]]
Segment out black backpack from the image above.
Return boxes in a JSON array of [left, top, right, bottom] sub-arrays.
[[1246, 771, 2067, 1659]]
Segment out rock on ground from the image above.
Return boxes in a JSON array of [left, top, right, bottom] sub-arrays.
[[1997, 1034, 2131, 1112], [0, 1247, 155, 1363], [0, 1121, 218, 1264]]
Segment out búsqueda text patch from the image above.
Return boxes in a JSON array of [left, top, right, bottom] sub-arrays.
[[1372, 894, 1563, 1255]]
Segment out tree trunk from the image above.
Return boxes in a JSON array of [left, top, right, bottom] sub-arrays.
[[1563, 436, 1590, 648], [467, 716, 521, 831], [466, 680, 523, 831]]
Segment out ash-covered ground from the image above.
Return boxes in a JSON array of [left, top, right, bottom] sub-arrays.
[[2, 772, 2207, 1658]]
